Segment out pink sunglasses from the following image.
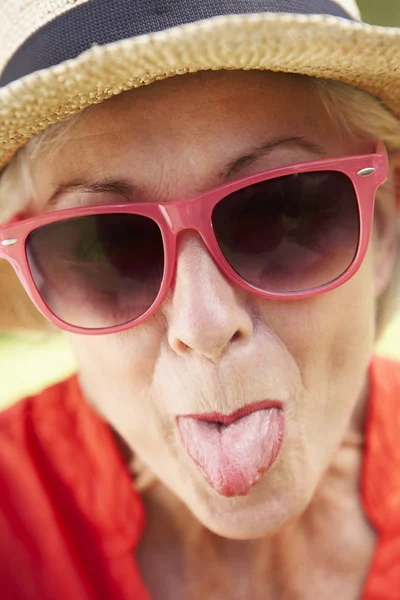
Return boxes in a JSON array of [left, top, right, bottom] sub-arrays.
[[0, 152, 388, 335]]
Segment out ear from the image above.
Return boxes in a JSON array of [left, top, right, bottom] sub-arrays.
[[372, 154, 400, 298]]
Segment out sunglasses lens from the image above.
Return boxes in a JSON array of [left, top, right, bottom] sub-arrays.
[[26, 214, 164, 329], [212, 170, 359, 293]]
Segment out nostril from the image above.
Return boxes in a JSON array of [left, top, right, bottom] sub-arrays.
[[173, 339, 191, 355], [230, 330, 242, 343]]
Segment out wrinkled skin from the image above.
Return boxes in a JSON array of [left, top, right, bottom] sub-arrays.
[[28, 71, 398, 598]]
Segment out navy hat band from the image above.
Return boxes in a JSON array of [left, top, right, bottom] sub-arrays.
[[0, 0, 353, 88]]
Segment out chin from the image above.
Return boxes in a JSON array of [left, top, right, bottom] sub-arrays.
[[179, 474, 303, 540]]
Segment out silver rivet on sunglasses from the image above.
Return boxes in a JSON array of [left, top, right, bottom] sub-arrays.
[[357, 167, 376, 177], [1, 238, 18, 247]]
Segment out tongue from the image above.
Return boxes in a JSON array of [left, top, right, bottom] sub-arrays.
[[177, 408, 283, 497]]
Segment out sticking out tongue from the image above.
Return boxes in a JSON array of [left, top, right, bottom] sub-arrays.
[[177, 408, 283, 497]]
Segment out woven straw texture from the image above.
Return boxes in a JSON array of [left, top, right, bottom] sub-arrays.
[[0, 0, 90, 75], [334, 0, 360, 19], [1, 7, 400, 174], [0, 0, 361, 75]]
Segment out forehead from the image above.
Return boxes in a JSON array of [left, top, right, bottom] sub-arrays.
[[72, 70, 325, 136], [37, 71, 337, 165], [30, 70, 371, 204]]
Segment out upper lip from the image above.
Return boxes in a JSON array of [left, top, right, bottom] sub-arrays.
[[181, 399, 283, 426]]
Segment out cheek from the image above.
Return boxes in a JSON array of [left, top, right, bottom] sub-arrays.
[[66, 316, 165, 427], [262, 244, 375, 367], [259, 248, 376, 459]]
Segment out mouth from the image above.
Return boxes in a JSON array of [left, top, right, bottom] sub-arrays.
[[176, 400, 285, 498]]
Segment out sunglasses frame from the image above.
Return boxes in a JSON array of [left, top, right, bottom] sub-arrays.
[[0, 152, 388, 335]]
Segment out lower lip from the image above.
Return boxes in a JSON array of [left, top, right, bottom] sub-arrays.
[[177, 402, 284, 497]]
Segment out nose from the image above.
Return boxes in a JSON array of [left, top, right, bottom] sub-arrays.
[[165, 232, 253, 362]]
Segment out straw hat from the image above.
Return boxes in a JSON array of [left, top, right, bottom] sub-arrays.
[[0, 0, 400, 330]]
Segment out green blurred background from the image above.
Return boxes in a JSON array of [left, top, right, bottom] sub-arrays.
[[1, 0, 400, 409], [359, 0, 400, 25]]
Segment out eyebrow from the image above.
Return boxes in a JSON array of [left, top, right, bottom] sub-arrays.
[[219, 135, 326, 179], [46, 135, 326, 207], [47, 179, 138, 207]]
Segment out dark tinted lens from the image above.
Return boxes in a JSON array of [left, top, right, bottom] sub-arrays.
[[26, 214, 164, 329], [212, 171, 359, 293]]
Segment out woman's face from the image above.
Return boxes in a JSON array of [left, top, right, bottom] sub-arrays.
[[30, 70, 397, 539]]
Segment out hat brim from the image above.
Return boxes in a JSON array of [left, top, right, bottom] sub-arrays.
[[0, 12, 400, 173]]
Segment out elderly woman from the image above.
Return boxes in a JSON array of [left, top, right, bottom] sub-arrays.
[[0, 0, 400, 598]]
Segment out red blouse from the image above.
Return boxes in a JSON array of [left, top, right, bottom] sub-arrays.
[[0, 356, 399, 599]]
